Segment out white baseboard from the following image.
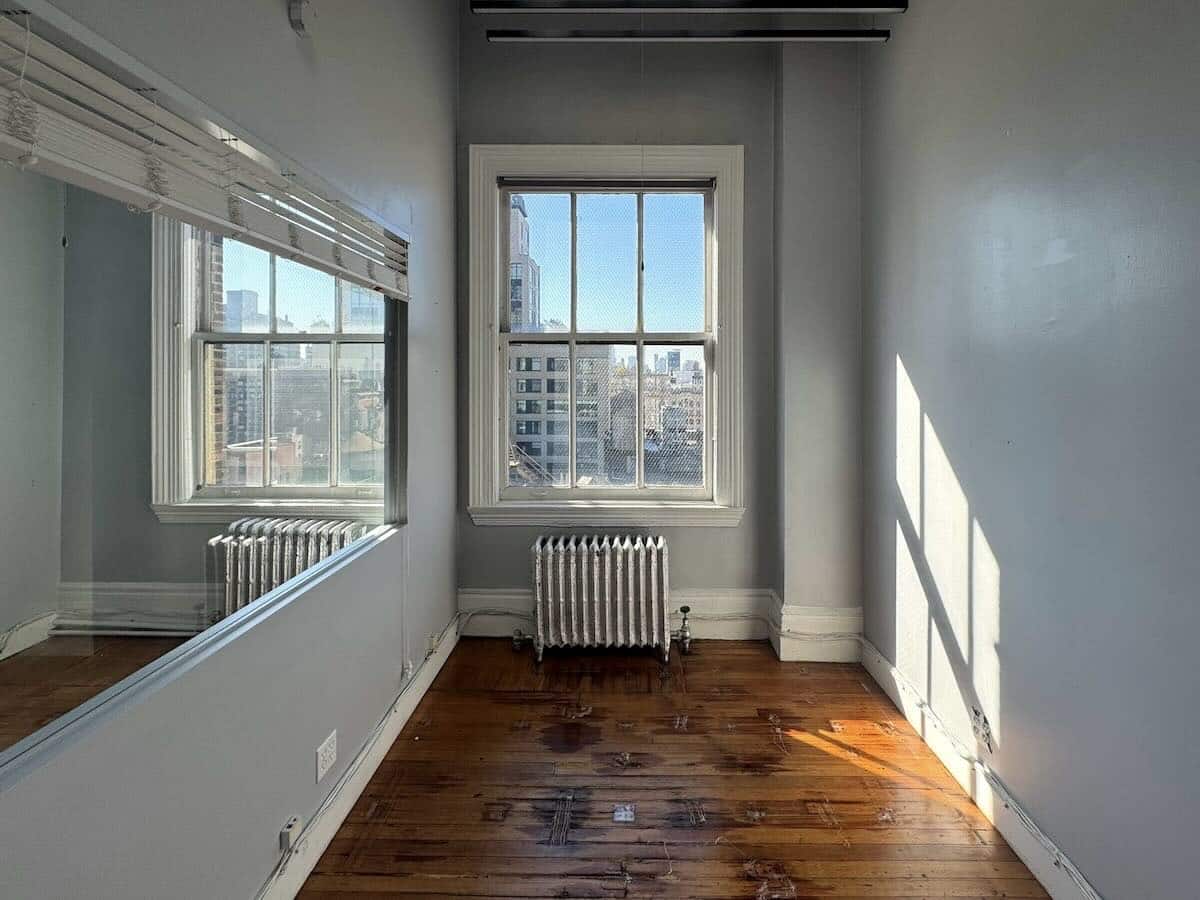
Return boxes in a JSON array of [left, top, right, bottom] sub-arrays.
[[458, 586, 777, 641], [0, 612, 57, 662], [458, 587, 863, 662], [56, 582, 211, 635], [861, 640, 1099, 900], [259, 616, 460, 900], [769, 596, 863, 663]]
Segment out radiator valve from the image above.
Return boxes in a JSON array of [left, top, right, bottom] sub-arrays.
[[512, 628, 530, 652], [676, 605, 692, 654]]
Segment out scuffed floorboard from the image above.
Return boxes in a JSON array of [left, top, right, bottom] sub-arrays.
[[300, 639, 1044, 899]]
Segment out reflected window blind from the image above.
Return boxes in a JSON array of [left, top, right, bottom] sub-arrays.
[[0, 13, 408, 297]]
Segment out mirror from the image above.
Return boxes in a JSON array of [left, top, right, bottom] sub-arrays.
[[0, 164, 396, 755]]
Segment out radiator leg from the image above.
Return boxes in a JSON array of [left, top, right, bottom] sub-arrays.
[[535, 640, 544, 664]]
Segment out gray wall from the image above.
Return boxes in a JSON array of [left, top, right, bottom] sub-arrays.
[[456, 6, 781, 590], [60, 186, 211, 585], [0, 2, 458, 897], [0, 167, 63, 634], [861, 3, 1200, 898], [775, 46, 862, 611]]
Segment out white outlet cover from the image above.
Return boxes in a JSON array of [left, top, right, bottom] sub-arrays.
[[316, 730, 337, 783]]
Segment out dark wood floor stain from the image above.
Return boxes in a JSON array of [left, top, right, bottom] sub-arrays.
[[0, 635, 187, 752], [300, 638, 1046, 899]]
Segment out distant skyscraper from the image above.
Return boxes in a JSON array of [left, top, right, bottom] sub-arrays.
[[667, 350, 681, 373], [509, 196, 542, 332], [224, 289, 269, 331]]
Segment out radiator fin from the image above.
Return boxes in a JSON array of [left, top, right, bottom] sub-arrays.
[[532, 534, 671, 662], [207, 517, 369, 622]]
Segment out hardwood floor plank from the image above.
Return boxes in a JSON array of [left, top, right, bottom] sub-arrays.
[[299, 640, 1040, 899]]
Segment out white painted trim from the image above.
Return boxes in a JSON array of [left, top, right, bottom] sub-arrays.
[[0, 612, 57, 662], [466, 501, 744, 527], [861, 640, 1100, 900], [258, 617, 460, 900], [151, 500, 385, 525], [769, 595, 863, 663], [56, 582, 212, 635], [467, 145, 744, 527], [460, 587, 862, 653]]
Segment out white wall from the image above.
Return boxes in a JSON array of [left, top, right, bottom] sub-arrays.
[[0, 2, 458, 897], [0, 167, 63, 638], [775, 45, 862, 614], [861, 3, 1200, 898]]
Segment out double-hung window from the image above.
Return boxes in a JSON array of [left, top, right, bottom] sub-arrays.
[[504, 187, 712, 499], [468, 146, 745, 526], [152, 220, 399, 522]]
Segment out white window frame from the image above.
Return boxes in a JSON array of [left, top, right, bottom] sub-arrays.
[[151, 217, 386, 523], [468, 145, 745, 527]]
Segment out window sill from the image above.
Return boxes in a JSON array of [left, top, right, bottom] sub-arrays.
[[467, 501, 744, 528], [152, 499, 385, 525]]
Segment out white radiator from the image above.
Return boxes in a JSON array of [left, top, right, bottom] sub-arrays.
[[531, 534, 671, 662], [207, 518, 370, 621]]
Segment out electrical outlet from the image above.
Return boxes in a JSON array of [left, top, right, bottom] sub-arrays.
[[316, 730, 337, 783], [426, 632, 439, 657]]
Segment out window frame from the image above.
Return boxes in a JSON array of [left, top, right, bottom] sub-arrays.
[[467, 145, 745, 527], [151, 217, 398, 523], [500, 186, 714, 503]]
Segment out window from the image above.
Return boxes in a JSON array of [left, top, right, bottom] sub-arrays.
[[468, 146, 744, 526], [152, 220, 400, 522], [503, 190, 709, 494]]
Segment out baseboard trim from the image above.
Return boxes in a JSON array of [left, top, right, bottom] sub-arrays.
[[458, 587, 864, 662], [458, 586, 777, 640], [861, 639, 1100, 900], [768, 596, 863, 663], [0, 612, 57, 662], [56, 582, 211, 635], [258, 615, 460, 900]]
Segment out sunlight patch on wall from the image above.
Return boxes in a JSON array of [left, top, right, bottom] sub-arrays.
[[972, 518, 1001, 743], [895, 355, 922, 535], [893, 354, 1003, 762], [895, 520, 929, 718]]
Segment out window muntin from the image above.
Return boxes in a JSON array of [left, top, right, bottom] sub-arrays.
[[501, 187, 713, 499], [194, 236, 386, 500]]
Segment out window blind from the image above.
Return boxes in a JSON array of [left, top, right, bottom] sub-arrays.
[[0, 13, 408, 297]]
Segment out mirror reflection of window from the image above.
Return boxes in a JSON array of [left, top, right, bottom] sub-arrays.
[[0, 167, 401, 755]]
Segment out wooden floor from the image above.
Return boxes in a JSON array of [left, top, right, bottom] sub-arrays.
[[301, 639, 1043, 899], [0, 635, 186, 752]]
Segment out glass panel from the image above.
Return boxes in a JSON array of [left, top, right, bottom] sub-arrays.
[[337, 343, 386, 485], [508, 343, 569, 487], [340, 283, 385, 333], [509, 193, 569, 333], [204, 343, 265, 485], [270, 343, 331, 485], [643, 345, 705, 486], [276, 256, 335, 333], [575, 344, 636, 487], [576, 193, 637, 332], [644, 193, 705, 333], [211, 238, 270, 332]]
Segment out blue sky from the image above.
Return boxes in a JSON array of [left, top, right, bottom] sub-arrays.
[[223, 239, 338, 332], [521, 191, 705, 333]]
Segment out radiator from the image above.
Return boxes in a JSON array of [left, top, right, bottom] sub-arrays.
[[207, 518, 370, 621], [531, 534, 671, 662]]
